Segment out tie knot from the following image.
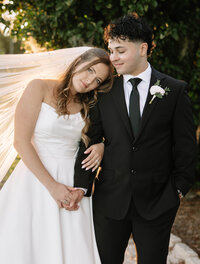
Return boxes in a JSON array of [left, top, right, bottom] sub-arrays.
[[129, 78, 142, 88]]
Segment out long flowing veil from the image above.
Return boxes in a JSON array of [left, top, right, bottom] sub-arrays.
[[0, 46, 90, 182]]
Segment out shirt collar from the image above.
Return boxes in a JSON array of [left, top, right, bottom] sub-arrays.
[[123, 63, 152, 85]]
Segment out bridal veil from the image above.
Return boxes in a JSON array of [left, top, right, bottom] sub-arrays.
[[0, 47, 90, 181]]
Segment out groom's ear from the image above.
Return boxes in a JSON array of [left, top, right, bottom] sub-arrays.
[[140, 42, 148, 57]]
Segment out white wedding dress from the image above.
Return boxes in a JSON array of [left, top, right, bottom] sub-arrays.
[[0, 102, 101, 264]]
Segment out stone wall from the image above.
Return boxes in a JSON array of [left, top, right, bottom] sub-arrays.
[[167, 234, 200, 264], [124, 234, 200, 264]]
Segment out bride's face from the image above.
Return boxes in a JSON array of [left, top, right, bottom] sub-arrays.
[[71, 60, 109, 94]]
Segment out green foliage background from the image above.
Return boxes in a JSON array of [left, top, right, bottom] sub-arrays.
[[0, 0, 200, 181]]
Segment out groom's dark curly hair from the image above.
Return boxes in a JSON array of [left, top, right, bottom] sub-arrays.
[[104, 13, 153, 56]]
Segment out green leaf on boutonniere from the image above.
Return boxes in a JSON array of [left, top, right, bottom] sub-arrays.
[[149, 80, 171, 104], [155, 93, 163, 98]]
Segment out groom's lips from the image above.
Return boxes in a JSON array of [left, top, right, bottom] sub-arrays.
[[113, 63, 123, 67]]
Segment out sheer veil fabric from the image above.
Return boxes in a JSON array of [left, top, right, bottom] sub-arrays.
[[0, 47, 90, 181]]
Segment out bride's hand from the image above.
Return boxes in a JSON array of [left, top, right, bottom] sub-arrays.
[[62, 188, 84, 211], [48, 181, 73, 208], [81, 142, 104, 171]]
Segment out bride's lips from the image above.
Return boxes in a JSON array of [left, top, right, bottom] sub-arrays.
[[81, 80, 87, 88]]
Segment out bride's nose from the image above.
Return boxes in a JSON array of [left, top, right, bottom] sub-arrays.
[[86, 76, 95, 84]]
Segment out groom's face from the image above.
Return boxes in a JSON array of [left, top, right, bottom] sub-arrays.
[[108, 38, 146, 76]]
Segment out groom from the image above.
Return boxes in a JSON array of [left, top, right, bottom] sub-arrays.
[[74, 14, 197, 263]]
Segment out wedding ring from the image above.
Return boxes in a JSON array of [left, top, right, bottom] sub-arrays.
[[62, 199, 69, 205]]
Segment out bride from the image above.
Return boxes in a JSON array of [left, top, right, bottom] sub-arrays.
[[0, 47, 113, 264]]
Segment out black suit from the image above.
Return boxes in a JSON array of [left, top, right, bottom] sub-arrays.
[[74, 68, 196, 263]]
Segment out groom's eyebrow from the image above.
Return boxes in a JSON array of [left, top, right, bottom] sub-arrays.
[[108, 46, 125, 50]]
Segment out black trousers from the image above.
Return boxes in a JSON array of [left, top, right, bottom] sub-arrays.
[[93, 199, 179, 264]]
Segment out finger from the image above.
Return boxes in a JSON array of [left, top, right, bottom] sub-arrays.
[[65, 192, 73, 200], [82, 152, 96, 165], [82, 148, 99, 164], [92, 164, 99, 172], [85, 160, 100, 170], [62, 204, 70, 210], [84, 146, 93, 154], [85, 159, 100, 170], [57, 201, 63, 208], [65, 186, 72, 194], [62, 199, 70, 205], [84, 155, 98, 165], [71, 203, 79, 210], [64, 204, 79, 211], [69, 199, 76, 208], [65, 206, 79, 211], [67, 186, 78, 191], [64, 206, 75, 211], [70, 193, 83, 206], [82, 155, 99, 168]]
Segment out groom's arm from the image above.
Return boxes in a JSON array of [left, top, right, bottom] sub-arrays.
[[74, 103, 104, 196], [172, 81, 197, 196]]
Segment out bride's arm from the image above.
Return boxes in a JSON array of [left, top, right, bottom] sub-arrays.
[[14, 79, 73, 208]]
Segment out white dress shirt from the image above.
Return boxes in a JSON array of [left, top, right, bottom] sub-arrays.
[[123, 63, 152, 116]]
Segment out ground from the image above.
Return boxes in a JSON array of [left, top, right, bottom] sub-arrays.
[[171, 187, 200, 257]]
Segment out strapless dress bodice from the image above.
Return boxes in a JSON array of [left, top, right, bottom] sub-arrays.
[[32, 103, 85, 158]]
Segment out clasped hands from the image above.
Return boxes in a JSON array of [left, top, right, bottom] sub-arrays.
[[61, 187, 85, 211], [49, 142, 104, 211], [49, 181, 85, 211]]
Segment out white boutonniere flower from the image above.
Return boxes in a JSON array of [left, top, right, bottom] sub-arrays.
[[149, 80, 170, 104]]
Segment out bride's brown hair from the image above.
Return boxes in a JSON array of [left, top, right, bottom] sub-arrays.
[[55, 48, 113, 147]]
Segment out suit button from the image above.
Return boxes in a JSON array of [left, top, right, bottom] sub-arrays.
[[131, 170, 136, 175], [132, 147, 137, 151]]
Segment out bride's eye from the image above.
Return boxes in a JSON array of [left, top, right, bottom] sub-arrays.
[[96, 78, 101, 85], [88, 67, 93, 73]]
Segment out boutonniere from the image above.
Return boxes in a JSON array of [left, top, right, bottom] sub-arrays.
[[149, 80, 170, 104]]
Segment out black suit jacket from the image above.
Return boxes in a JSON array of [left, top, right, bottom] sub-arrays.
[[74, 68, 196, 220]]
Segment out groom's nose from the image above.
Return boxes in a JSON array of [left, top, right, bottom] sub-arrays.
[[110, 52, 119, 62]]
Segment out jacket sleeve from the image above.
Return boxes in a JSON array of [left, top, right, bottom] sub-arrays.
[[74, 103, 104, 196], [172, 82, 197, 195]]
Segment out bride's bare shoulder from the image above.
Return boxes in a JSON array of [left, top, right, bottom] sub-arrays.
[[25, 78, 46, 91], [26, 78, 58, 89], [19, 79, 58, 105], [25, 79, 59, 95]]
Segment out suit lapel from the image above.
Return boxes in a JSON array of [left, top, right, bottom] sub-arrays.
[[110, 76, 133, 139], [135, 68, 166, 141], [110, 68, 166, 141]]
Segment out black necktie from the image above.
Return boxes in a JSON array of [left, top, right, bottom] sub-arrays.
[[129, 78, 142, 137]]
